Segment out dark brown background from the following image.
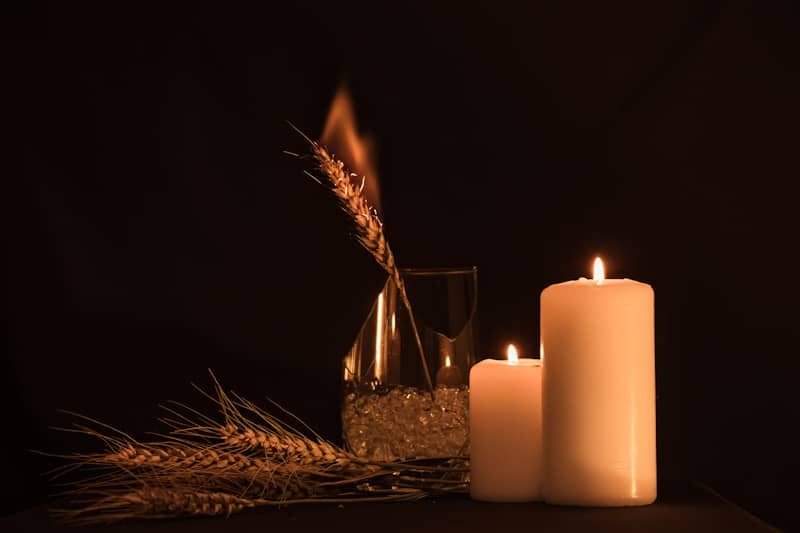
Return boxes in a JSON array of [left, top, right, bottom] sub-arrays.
[[7, 1, 799, 530]]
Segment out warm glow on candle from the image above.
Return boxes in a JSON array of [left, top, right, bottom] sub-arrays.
[[507, 344, 519, 364], [593, 257, 605, 283]]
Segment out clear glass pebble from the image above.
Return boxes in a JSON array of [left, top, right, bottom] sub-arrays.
[[342, 385, 469, 461]]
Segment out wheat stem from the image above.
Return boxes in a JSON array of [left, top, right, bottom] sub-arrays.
[[287, 123, 435, 398]]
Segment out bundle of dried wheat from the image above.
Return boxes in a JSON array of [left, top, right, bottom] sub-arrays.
[[46, 372, 468, 524]]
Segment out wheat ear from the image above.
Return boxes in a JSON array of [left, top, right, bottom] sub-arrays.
[[286, 124, 435, 397], [53, 489, 256, 524]]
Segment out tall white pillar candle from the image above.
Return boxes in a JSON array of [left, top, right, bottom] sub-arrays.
[[541, 258, 656, 506], [469, 345, 543, 502]]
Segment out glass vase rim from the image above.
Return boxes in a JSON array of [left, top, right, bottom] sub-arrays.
[[398, 266, 477, 276]]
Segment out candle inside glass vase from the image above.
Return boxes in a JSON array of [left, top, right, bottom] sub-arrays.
[[436, 355, 463, 388]]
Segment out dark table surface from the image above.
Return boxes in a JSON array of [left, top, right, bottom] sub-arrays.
[[2, 481, 777, 532]]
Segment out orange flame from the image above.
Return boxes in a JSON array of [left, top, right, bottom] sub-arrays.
[[321, 83, 380, 210]]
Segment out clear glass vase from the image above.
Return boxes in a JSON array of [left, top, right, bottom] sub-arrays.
[[342, 267, 478, 461]]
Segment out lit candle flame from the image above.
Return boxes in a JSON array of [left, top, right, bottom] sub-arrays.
[[507, 344, 519, 364], [593, 257, 605, 284], [445, 355, 452, 367]]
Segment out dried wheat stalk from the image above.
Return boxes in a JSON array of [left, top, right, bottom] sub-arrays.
[[55, 486, 430, 526], [53, 489, 257, 524], [286, 124, 434, 396], [48, 372, 467, 524]]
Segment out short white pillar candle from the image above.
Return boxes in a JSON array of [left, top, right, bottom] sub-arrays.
[[469, 345, 543, 502]]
